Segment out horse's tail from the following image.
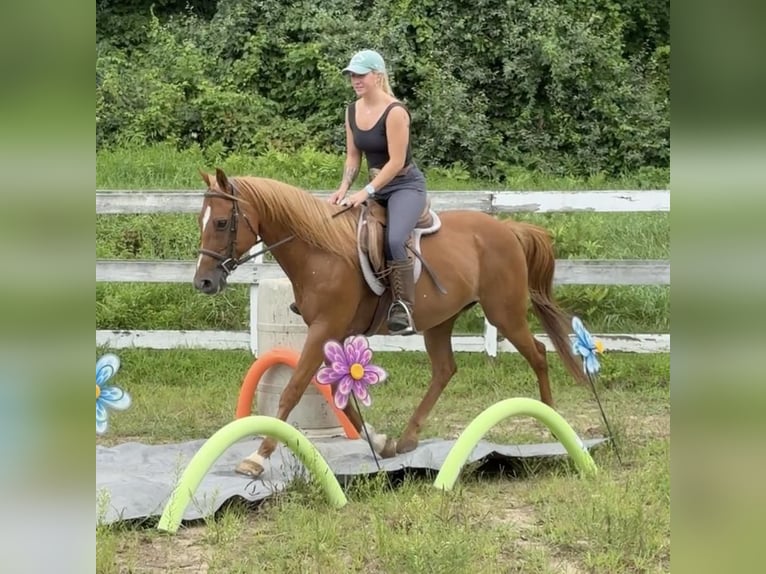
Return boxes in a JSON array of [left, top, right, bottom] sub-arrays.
[[507, 221, 588, 386]]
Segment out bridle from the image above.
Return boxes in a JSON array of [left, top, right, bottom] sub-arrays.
[[197, 181, 353, 276], [197, 182, 294, 276]]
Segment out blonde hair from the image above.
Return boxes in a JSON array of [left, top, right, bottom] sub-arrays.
[[378, 72, 395, 97]]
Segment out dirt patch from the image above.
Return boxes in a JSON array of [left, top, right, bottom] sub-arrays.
[[118, 527, 210, 573], [488, 500, 586, 574], [493, 503, 538, 530], [546, 557, 586, 574], [625, 413, 670, 439]]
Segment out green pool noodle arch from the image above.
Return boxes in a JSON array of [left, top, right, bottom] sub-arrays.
[[433, 398, 598, 491], [156, 416, 347, 533]]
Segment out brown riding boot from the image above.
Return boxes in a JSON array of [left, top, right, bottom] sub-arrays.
[[387, 259, 417, 336]]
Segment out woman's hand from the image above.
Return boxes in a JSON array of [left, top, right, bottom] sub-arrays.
[[341, 188, 369, 207], [327, 188, 347, 204]]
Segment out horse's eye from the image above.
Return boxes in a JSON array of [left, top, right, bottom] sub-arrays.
[[215, 219, 228, 231]]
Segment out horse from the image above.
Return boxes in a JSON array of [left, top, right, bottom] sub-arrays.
[[193, 168, 588, 477]]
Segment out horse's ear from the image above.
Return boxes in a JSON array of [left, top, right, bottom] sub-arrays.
[[199, 169, 211, 187], [215, 168, 231, 194]]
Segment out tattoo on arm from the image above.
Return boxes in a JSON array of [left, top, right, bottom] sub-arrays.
[[341, 166, 359, 188]]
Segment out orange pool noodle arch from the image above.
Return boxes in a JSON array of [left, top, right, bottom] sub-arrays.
[[236, 347, 359, 439]]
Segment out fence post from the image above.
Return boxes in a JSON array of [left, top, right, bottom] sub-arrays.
[[483, 191, 499, 357], [248, 251, 264, 356], [483, 319, 498, 357]]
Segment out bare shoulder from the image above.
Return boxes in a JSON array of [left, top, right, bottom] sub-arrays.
[[386, 102, 411, 124]]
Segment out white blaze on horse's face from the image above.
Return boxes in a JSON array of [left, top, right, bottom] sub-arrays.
[[202, 204, 212, 232], [196, 204, 212, 271]]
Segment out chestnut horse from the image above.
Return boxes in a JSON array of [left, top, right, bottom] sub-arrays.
[[193, 168, 587, 477]]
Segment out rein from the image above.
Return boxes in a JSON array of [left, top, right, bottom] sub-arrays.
[[198, 185, 353, 276]]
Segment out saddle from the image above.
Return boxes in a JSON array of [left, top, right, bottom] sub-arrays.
[[356, 197, 443, 296]]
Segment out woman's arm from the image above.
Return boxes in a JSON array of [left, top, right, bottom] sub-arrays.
[[338, 107, 362, 194]]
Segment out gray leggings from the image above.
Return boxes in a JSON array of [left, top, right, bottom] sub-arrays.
[[375, 166, 427, 260]]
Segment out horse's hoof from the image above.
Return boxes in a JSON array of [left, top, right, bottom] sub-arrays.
[[235, 458, 264, 478], [396, 436, 418, 454], [362, 423, 388, 455], [380, 437, 398, 458], [370, 433, 388, 454]]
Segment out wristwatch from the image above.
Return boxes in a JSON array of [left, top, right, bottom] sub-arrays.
[[363, 183, 376, 198]]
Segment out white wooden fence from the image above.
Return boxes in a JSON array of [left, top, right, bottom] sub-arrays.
[[96, 189, 670, 356]]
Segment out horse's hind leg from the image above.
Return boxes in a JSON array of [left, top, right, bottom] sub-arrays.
[[395, 314, 459, 454], [482, 294, 554, 407]]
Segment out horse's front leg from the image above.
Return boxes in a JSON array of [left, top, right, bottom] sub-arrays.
[[236, 320, 347, 478]]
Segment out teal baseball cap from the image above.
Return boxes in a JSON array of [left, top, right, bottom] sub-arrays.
[[342, 49, 386, 75]]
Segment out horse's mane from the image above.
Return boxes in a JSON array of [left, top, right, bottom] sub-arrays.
[[234, 176, 358, 267]]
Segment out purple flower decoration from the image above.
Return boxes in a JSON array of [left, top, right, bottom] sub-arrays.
[[316, 335, 387, 409]]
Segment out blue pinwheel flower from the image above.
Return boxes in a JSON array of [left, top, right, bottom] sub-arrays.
[[571, 317, 605, 376], [96, 354, 131, 434]]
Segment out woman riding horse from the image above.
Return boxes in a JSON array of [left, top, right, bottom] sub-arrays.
[[297, 49, 425, 336]]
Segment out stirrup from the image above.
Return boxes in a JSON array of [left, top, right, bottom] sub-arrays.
[[387, 300, 416, 336]]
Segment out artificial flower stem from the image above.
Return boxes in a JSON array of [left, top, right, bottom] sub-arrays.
[[352, 394, 382, 472], [586, 372, 623, 466]]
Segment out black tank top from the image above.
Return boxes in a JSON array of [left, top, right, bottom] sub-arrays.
[[348, 101, 413, 170]]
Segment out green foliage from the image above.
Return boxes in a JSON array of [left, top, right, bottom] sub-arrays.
[[96, 0, 219, 49], [96, 0, 669, 178], [616, 0, 669, 58]]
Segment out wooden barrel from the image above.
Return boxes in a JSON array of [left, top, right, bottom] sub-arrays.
[[255, 277, 345, 438]]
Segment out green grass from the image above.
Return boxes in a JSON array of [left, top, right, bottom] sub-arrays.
[[96, 212, 669, 262], [96, 145, 670, 335], [96, 349, 669, 573], [96, 142, 669, 191], [96, 281, 668, 334]]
